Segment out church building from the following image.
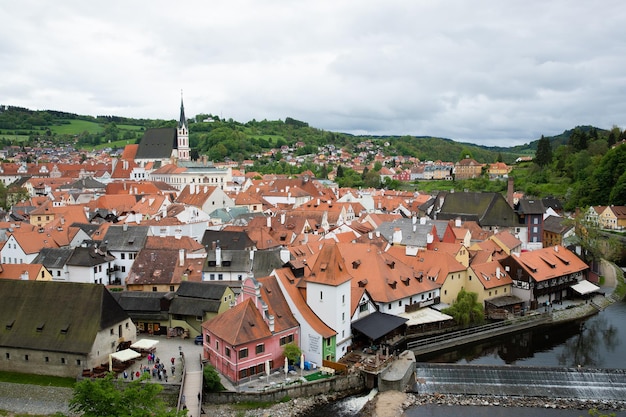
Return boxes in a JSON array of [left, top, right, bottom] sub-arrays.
[[134, 95, 191, 167]]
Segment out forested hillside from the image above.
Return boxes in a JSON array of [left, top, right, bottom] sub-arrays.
[[1, 105, 626, 210]]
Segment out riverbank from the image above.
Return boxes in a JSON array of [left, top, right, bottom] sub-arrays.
[[361, 391, 626, 417]]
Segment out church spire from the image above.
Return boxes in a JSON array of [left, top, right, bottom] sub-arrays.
[[179, 90, 187, 129]]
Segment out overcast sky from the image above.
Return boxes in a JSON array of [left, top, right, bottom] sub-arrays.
[[2, 1, 626, 146]]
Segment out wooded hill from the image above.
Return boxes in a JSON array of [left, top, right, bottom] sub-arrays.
[[1, 105, 625, 210]]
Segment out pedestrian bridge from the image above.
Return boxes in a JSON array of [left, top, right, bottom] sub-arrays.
[[412, 363, 626, 401]]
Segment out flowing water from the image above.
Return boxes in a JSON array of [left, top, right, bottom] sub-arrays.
[[305, 301, 626, 416]]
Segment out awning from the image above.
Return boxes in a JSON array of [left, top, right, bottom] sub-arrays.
[[110, 348, 141, 362], [130, 339, 159, 350], [398, 307, 453, 326], [351, 311, 407, 341], [571, 279, 600, 295]]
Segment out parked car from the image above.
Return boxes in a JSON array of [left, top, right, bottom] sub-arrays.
[[194, 335, 203, 345]]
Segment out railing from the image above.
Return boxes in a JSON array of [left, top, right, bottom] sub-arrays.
[[407, 313, 550, 351]]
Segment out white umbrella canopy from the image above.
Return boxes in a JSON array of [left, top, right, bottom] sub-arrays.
[[265, 360, 271, 382], [284, 356, 289, 375], [130, 339, 159, 350]]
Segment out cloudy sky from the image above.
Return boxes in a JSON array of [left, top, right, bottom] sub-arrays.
[[2, 1, 626, 146]]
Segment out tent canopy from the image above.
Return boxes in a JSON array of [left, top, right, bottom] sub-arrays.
[[111, 348, 141, 362], [398, 307, 453, 326], [351, 311, 407, 341], [130, 339, 159, 350], [571, 279, 600, 295]]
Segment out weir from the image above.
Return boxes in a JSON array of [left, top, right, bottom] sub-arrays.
[[413, 363, 626, 401]]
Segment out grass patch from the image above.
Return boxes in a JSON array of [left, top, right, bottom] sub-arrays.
[[49, 120, 103, 135], [0, 371, 75, 388], [303, 371, 332, 382]]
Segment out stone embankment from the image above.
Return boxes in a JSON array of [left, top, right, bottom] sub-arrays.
[[360, 392, 626, 417]]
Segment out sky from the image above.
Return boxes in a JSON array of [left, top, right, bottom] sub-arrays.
[[2, 1, 626, 147]]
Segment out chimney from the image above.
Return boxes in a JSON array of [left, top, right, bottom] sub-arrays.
[[179, 249, 185, 267], [420, 217, 426, 225], [368, 232, 373, 240], [268, 315, 275, 333], [123, 223, 128, 231], [455, 217, 462, 227], [216, 245, 222, 267], [392, 228, 403, 244], [496, 266, 501, 278], [426, 233, 434, 244], [507, 177, 514, 208], [266, 216, 271, 228], [281, 213, 286, 225], [21, 271, 29, 281], [412, 216, 417, 224]]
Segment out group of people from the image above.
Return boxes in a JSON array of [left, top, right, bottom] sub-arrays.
[[121, 353, 177, 383]]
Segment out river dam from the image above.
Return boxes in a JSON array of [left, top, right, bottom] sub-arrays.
[[413, 363, 626, 401]]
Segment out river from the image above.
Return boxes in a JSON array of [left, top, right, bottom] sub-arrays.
[[303, 300, 626, 417]]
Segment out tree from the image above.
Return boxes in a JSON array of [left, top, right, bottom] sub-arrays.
[[442, 289, 484, 326], [283, 343, 302, 365], [69, 373, 185, 417], [566, 210, 622, 264], [535, 135, 553, 167], [203, 364, 225, 392]]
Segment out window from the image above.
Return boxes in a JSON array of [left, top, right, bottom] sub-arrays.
[[93, 267, 98, 274], [61, 358, 66, 364], [121, 266, 126, 273], [76, 359, 81, 366], [5, 353, 9, 359], [218, 273, 223, 280], [256, 344, 265, 354], [210, 274, 215, 280], [279, 334, 294, 346], [225, 347, 231, 358], [152, 287, 157, 292], [387, 303, 391, 310], [170, 286, 175, 292], [342, 294, 345, 304], [239, 369, 248, 379], [121, 253, 125, 260], [239, 348, 248, 359], [398, 300, 402, 307], [216, 340, 219, 350], [359, 303, 368, 313], [110, 329, 114, 335], [342, 312, 345, 322], [205, 334, 211, 344], [24, 354, 29, 361], [45, 356, 49, 362], [320, 291, 323, 301]]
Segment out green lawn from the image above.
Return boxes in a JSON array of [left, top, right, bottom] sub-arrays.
[[49, 120, 103, 135], [0, 371, 75, 388]]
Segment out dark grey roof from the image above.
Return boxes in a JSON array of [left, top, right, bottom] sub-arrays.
[[169, 297, 222, 316], [437, 192, 519, 227], [252, 249, 286, 277], [176, 281, 229, 300], [375, 218, 448, 247], [517, 198, 545, 215], [201, 230, 256, 251], [135, 128, 177, 159], [543, 215, 573, 234], [204, 249, 252, 272], [70, 222, 102, 238], [66, 246, 114, 267], [32, 247, 74, 268], [103, 225, 150, 252], [0, 281, 129, 354], [542, 197, 564, 212], [60, 177, 106, 191], [111, 291, 172, 321], [351, 311, 407, 341]]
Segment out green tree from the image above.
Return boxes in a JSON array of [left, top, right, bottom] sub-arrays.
[[566, 210, 621, 264], [69, 373, 185, 417], [203, 364, 225, 392], [442, 289, 484, 326], [535, 135, 553, 167], [282, 343, 302, 365]]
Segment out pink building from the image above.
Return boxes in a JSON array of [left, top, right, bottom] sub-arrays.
[[201, 276, 300, 383]]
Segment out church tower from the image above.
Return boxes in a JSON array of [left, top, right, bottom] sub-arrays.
[[177, 92, 190, 162]]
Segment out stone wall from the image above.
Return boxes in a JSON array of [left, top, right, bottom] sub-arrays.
[[204, 374, 364, 405]]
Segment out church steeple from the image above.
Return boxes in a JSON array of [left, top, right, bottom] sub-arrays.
[[176, 90, 190, 162], [178, 90, 187, 130]]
